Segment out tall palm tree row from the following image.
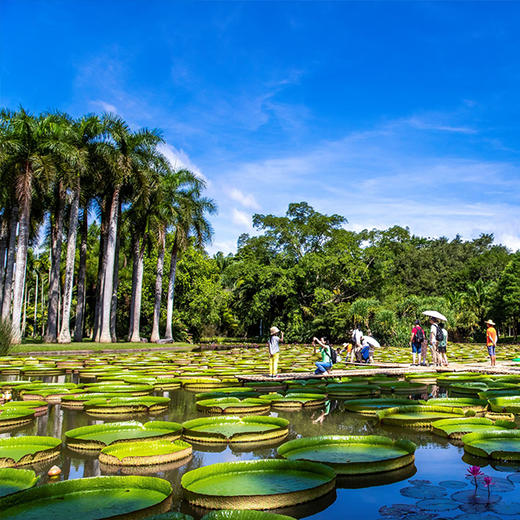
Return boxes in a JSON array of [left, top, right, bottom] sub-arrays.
[[0, 108, 215, 344]]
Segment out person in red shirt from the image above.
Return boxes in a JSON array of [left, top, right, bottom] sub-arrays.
[[409, 320, 425, 366], [485, 319, 497, 367]]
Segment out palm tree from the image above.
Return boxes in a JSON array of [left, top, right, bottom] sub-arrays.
[[164, 172, 216, 340], [58, 115, 104, 343], [97, 116, 164, 343], [0, 109, 54, 343]]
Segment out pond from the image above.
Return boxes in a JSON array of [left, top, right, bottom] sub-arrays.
[[2, 369, 520, 520]]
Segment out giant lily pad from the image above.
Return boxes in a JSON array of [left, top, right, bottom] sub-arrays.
[[343, 398, 414, 416], [0, 475, 172, 519], [65, 420, 182, 451], [84, 396, 170, 416], [81, 383, 154, 396], [0, 468, 38, 497], [425, 397, 487, 411], [196, 398, 271, 414], [0, 405, 35, 429], [463, 430, 520, 460], [99, 439, 192, 466], [201, 511, 295, 520], [60, 392, 128, 410], [377, 405, 465, 428], [325, 383, 380, 399], [487, 396, 520, 414], [277, 435, 415, 475], [432, 417, 515, 440], [269, 393, 326, 410], [181, 459, 335, 509], [0, 436, 61, 467], [182, 416, 289, 444]]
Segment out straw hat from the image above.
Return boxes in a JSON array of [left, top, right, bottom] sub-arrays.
[[485, 319, 495, 326], [270, 326, 280, 335]]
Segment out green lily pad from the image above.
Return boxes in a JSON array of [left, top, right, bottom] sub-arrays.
[[182, 415, 289, 444], [277, 435, 415, 475], [325, 383, 380, 398], [343, 398, 415, 416], [65, 420, 182, 450], [463, 430, 520, 460], [0, 436, 61, 467], [0, 468, 38, 497], [201, 511, 295, 520], [400, 485, 447, 499], [196, 398, 271, 414], [488, 396, 520, 414], [0, 475, 172, 519], [84, 396, 170, 416], [99, 439, 192, 466], [270, 393, 327, 409], [377, 405, 465, 428], [182, 459, 336, 509], [432, 417, 514, 439], [416, 498, 457, 511]]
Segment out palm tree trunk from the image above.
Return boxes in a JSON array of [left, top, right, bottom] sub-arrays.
[[110, 201, 122, 342], [11, 191, 31, 343], [98, 186, 120, 343], [129, 236, 145, 343], [93, 200, 109, 341], [150, 226, 165, 342], [73, 204, 88, 342], [164, 238, 179, 340], [127, 235, 138, 340], [45, 182, 66, 342], [1, 204, 18, 320], [58, 187, 80, 343]]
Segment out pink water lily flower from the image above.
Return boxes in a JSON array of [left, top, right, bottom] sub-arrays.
[[483, 476, 494, 487], [466, 465, 483, 477]]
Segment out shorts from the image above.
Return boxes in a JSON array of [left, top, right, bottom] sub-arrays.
[[487, 345, 496, 356], [411, 342, 421, 354], [437, 345, 446, 354]]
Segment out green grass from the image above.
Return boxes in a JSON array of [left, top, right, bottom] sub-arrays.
[[11, 341, 194, 353]]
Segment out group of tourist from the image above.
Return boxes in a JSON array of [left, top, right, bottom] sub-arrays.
[[409, 318, 499, 367], [266, 317, 501, 378]]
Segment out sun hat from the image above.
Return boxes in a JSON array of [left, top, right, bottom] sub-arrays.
[[485, 319, 496, 326], [270, 326, 280, 335]]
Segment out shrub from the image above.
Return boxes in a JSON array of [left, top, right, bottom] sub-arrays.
[[0, 319, 14, 355]]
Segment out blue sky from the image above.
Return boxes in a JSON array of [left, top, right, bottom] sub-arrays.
[[2, 1, 520, 253]]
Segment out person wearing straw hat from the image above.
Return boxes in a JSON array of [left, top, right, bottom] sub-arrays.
[[485, 320, 497, 367], [267, 326, 283, 377]]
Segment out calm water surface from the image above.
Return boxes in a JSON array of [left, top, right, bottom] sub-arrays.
[[2, 375, 519, 519]]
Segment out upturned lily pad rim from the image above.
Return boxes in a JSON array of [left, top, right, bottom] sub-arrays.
[[277, 435, 415, 474], [201, 510, 295, 520], [182, 415, 289, 443], [463, 429, 520, 459], [0, 468, 39, 497], [181, 458, 336, 508], [377, 404, 466, 421], [0, 436, 61, 466], [0, 475, 172, 518], [65, 420, 183, 448]]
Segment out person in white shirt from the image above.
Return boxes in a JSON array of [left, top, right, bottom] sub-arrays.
[[429, 318, 439, 366], [350, 325, 363, 363]]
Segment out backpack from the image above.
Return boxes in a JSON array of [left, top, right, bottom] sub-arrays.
[[329, 347, 337, 364], [435, 325, 444, 343], [414, 327, 424, 343]]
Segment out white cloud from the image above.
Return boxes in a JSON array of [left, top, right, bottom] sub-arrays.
[[90, 100, 117, 113], [404, 116, 477, 134], [229, 188, 260, 210], [158, 143, 209, 184], [231, 208, 253, 230]]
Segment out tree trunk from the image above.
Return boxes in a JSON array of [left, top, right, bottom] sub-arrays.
[[1, 204, 18, 320], [98, 186, 120, 343], [150, 226, 165, 342], [0, 212, 8, 312], [129, 236, 145, 343], [45, 182, 66, 343], [93, 199, 109, 341], [11, 188, 31, 343], [164, 238, 179, 340], [73, 204, 88, 342], [110, 201, 122, 342], [127, 235, 138, 340], [58, 187, 80, 343]]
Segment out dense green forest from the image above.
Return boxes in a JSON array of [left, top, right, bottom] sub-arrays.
[[1, 109, 519, 346]]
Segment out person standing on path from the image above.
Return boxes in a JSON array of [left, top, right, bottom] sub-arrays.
[[485, 319, 497, 367], [437, 322, 449, 367], [312, 336, 332, 375], [350, 325, 363, 363], [429, 318, 439, 366], [267, 326, 283, 377], [409, 320, 425, 365]]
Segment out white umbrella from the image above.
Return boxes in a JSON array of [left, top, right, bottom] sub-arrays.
[[363, 336, 380, 348], [422, 310, 447, 322]]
